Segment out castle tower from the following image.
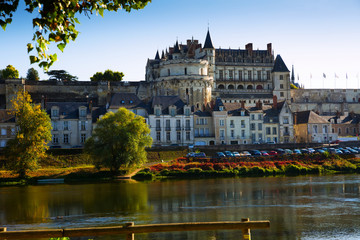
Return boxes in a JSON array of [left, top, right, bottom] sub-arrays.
[[272, 55, 291, 102]]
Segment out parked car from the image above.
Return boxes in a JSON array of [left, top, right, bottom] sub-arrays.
[[241, 151, 251, 157], [267, 141, 276, 144], [194, 152, 206, 157], [307, 148, 315, 153], [293, 149, 302, 154], [315, 149, 326, 154], [214, 152, 226, 158], [248, 150, 262, 156], [224, 151, 234, 157], [261, 151, 269, 156], [268, 151, 278, 156], [275, 148, 285, 155], [284, 149, 293, 154], [300, 149, 310, 154], [233, 151, 241, 157], [186, 152, 196, 157]]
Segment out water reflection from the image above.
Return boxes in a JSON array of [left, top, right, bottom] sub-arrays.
[[0, 175, 360, 239]]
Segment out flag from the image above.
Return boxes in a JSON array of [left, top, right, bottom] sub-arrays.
[[297, 74, 299, 81], [310, 73, 312, 79], [346, 73, 348, 79], [323, 73, 326, 78]]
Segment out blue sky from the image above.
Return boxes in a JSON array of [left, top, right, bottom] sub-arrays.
[[1, 0, 359, 89]]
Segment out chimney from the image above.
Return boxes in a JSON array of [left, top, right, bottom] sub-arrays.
[[241, 100, 245, 109], [294, 112, 297, 125], [258, 100, 262, 109], [267, 43, 272, 55], [273, 95, 278, 109], [245, 43, 253, 56], [187, 39, 191, 46]]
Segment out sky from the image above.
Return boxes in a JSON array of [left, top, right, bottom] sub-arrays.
[[0, 0, 360, 89]]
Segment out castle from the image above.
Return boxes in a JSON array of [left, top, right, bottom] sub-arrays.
[[0, 30, 359, 148]]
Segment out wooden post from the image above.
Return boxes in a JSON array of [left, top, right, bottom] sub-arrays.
[[241, 218, 251, 240], [124, 222, 134, 240]]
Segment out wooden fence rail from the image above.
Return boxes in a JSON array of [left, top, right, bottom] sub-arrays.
[[0, 218, 270, 240]]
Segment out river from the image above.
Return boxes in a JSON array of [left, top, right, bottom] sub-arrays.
[[1, 175, 360, 240]]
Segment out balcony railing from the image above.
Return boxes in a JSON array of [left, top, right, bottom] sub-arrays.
[[156, 127, 161, 131]]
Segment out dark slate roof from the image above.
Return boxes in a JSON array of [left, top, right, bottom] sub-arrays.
[[203, 30, 214, 49], [228, 108, 249, 117], [155, 50, 160, 60], [220, 93, 274, 99], [194, 110, 212, 117], [149, 96, 186, 115], [109, 93, 146, 110], [46, 102, 90, 119], [91, 105, 107, 123], [272, 55, 290, 72], [173, 41, 180, 54], [0, 110, 15, 123], [295, 110, 328, 124], [213, 97, 225, 111]]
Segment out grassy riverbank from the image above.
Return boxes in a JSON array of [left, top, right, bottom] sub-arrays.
[[0, 148, 188, 186], [133, 153, 360, 180]]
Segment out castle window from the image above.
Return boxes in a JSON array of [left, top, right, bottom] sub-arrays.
[[266, 71, 271, 80], [257, 71, 261, 81], [280, 84, 284, 89], [237, 85, 244, 89], [228, 85, 234, 89], [280, 75, 283, 80], [247, 85, 253, 89], [168, 69, 170, 76], [238, 70, 243, 81], [200, 68, 203, 75], [229, 70, 233, 80], [248, 71, 252, 81], [219, 70, 223, 80], [184, 68, 187, 75], [218, 84, 225, 89], [280, 92, 284, 97], [256, 85, 263, 89]]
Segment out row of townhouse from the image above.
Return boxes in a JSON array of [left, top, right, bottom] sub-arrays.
[[0, 92, 345, 149]]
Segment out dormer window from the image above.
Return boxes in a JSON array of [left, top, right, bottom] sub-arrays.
[[170, 108, 176, 117], [129, 100, 133, 104], [51, 108, 59, 118], [185, 107, 190, 116], [80, 108, 86, 117], [155, 107, 161, 117], [219, 106, 224, 111], [121, 100, 125, 104], [241, 111, 245, 116]]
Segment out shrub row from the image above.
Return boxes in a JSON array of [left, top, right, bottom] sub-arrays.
[[134, 157, 360, 180]]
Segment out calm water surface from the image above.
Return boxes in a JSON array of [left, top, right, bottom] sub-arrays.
[[1, 175, 360, 240]]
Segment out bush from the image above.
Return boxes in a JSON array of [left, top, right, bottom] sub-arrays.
[[133, 171, 154, 180]]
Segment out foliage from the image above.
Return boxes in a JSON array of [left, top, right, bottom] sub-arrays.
[[85, 107, 152, 173], [0, 65, 19, 79], [46, 70, 78, 82], [26, 68, 40, 81], [90, 69, 124, 82], [5, 90, 52, 178], [0, 0, 151, 70]]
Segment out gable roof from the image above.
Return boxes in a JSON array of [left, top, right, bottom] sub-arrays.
[[46, 102, 90, 119], [109, 93, 146, 110], [149, 96, 186, 115], [272, 55, 290, 72], [295, 110, 328, 124]]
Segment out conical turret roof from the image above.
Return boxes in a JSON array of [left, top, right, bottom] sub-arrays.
[[272, 55, 289, 72], [204, 30, 214, 49], [155, 50, 160, 60]]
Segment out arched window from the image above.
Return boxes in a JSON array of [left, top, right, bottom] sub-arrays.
[[256, 85, 263, 89], [228, 84, 234, 89], [218, 84, 225, 89], [237, 85, 244, 89], [247, 85, 253, 89]]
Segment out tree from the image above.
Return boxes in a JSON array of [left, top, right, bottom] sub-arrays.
[[0, 65, 19, 79], [0, 0, 151, 70], [26, 68, 40, 81], [90, 69, 124, 82], [85, 107, 152, 173], [5, 90, 52, 178], [46, 70, 78, 82]]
